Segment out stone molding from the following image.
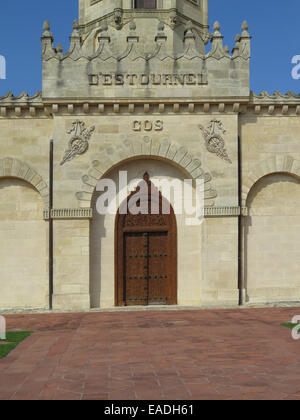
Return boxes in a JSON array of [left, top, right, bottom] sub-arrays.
[[80, 7, 209, 38], [204, 206, 241, 217], [76, 137, 217, 208], [242, 155, 300, 206], [251, 90, 300, 104], [0, 157, 49, 207], [44, 206, 242, 220], [0, 91, 43, 105], [43, 208, 93, 220], [2, 92, 300, 118]]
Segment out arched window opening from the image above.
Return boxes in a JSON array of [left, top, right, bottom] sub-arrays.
[[135, 0, 157, 9]]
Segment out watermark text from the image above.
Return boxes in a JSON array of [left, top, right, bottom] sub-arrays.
[[0, 55, 6, 80]]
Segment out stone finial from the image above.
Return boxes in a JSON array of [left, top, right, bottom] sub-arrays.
[[224, 45, 231, 58], [158, 21, 165, 33], [207, 21, 225, 59], [180, 20, 203, 60], [241, 21, 249, 36], [126, 20, 139, 44], [239, 21, 251, 60], [66, 19, 82, 60], [98, 21, 110, 44], [186, 21, 194, 34], [232, 34, 241, 57], [129, 20, 136, 32], [56, 43, 64, 58], [184, 21, 196, 42], [73, 20, 79, 30], [42, 20, 53, 38], [70, 19, 80, 40], [101, 21, 109, 33], [43, 20, 50, 32], [57, 43, 63, 54], [213, 21, 221, 34], [41, 20, 55, 59], [155, 21, 167, 45]]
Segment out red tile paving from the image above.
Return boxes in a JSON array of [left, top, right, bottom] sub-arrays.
[[0, 307, 299, 400]]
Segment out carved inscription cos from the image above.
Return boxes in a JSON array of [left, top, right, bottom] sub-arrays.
[[133, 120, 163, 132]]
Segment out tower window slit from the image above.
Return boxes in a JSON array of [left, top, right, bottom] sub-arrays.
[[135, 0, 157, 9]]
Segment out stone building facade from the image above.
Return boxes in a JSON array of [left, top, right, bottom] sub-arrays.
[[1, 0, 300, 311]]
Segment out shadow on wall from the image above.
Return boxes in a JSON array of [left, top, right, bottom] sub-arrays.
[[90, 192, 106, 308]]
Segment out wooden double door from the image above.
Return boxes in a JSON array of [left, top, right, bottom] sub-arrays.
[[124, 231, 172, 305], [115, 174, 177, 306]]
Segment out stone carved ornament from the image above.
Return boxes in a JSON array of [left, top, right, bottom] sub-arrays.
[[199, 119, 232, 164], [60, 120, 95, 165]]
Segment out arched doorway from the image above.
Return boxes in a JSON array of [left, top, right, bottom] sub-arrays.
[[115, 173, 177, 306]]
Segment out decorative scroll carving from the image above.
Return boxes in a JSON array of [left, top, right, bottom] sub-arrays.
[[61, 120, 95, 166], [199, 119, 232, 164]]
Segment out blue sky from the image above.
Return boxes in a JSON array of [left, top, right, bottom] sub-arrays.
[[0, 0, 299, 96]]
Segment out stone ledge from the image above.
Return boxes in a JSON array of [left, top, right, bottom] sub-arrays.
[[44, 208, 93, 220], [204, 206, 241, 217], [44, 207, 245, 220], [1, 91, 300, 119]]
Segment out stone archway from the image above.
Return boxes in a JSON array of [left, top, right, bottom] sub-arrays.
[[242, 155, 300, 207], [0, 157, 49, 207], [90, 158, 205, 309], [76, 137, 217, 208]]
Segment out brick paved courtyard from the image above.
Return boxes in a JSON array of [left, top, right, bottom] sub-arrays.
[[0, 307, 299, 400]]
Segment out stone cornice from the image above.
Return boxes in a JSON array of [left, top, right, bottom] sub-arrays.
[[0, 91, 43, 105], [246, 91, 300, 116], [251, 90, 300, 104], [1, 91, 300, 118], [79, 8, 208, 37]]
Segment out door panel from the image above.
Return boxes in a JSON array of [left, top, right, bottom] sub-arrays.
[[124, 231, 173, 306], [124, 233, 148, 306], [148, 232, 168, 305]]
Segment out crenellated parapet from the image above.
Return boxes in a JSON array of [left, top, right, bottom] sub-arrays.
[[42, 19, 251, 99]]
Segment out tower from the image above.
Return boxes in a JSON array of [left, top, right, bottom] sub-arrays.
[[78, 0, 209, 55], [41, 0, 250, 99]]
